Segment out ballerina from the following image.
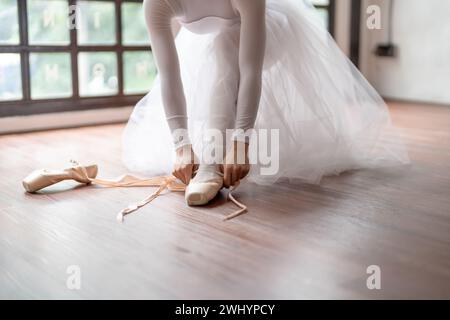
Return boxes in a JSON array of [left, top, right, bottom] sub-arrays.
[[123, 0, 409, 206]]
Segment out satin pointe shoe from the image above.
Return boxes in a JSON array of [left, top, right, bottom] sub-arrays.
[[185, 165, 223, 206], [23, 163, 98, 193]]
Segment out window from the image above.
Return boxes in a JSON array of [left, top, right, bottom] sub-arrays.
[[311, 0, 336, 35], [0, 0, 155, 117]]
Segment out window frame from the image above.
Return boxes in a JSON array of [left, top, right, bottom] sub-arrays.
[[0, 0, 148, 117], [350, 0, 361, 67]]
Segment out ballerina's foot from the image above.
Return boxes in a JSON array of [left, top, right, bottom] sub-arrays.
[[185, 165, 223, 206]]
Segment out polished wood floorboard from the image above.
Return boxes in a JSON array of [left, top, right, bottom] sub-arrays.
[[1, 102, 449, 299]]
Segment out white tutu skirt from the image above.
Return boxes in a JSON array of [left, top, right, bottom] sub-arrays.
[[122, 0, 409, 185]]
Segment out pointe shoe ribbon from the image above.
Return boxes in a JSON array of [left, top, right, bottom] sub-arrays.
[[224, 181, 247, 221], [90, 170, 247, 222], [23, 161, 247, 222]]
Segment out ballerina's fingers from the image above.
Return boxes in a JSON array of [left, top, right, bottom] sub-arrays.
[[188, 163, 199, 184], [232, 166, 241, 187], [173, 163, 197, 185], [173, 167, 187, 185], [240, 165, 250, 179], [222, 165, 230, 188], [223, 165, 245, 188], [183, 165, 193, 185]]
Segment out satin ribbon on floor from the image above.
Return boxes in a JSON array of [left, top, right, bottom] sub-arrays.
[[72, 161, 247, 222]]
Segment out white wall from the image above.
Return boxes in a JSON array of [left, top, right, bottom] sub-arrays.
[[359, 0, 450, 105]]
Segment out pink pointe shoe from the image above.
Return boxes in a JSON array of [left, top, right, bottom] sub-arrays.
[[185, 165, 223, 206], [22, 163, 98, 193]]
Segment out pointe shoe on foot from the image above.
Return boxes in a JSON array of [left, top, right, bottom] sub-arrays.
[[23, 163, 98, 193], [185, 165, 223, 206]]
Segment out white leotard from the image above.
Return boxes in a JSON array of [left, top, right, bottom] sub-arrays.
[[143, 0, 266, 148]]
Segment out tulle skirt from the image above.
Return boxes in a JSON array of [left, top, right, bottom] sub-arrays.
[[122, 0, 409, 185]]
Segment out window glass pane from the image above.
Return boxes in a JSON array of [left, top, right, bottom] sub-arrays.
[[27, 0, 70, 45], [316, 8, 329, 29], [121, 2, 149, 46], [0, 0, 20, 45], [123, 51, 157, 95], [78, 52, 118, 97], [77, 1, 116, 45], [0, 54, 22, 101], [30, 52, 72, 99]]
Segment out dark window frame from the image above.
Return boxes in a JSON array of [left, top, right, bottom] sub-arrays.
[[350, 0, 362, 67], [0, 0, 148, 117], [1, 0, 336, 118]]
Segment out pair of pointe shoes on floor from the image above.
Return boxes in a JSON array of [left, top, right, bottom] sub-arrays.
[[23, 163, 224, 207]]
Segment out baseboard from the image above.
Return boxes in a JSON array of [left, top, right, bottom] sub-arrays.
[[0, 106, 133, 135], [383, 97, 450, 108]]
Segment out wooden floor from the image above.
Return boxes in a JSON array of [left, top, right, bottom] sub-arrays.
[[1, 101, 450, 299]]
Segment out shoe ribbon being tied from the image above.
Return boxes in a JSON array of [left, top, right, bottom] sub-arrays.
[[70, 161, 247, 222]]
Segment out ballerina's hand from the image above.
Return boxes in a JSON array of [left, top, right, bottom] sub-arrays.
[[222, 141, 251, 188], [173, 144, 198, 185]]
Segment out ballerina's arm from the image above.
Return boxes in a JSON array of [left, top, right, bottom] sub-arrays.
[[231, 0, 267, 142], [143, 0, 189, 149]]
